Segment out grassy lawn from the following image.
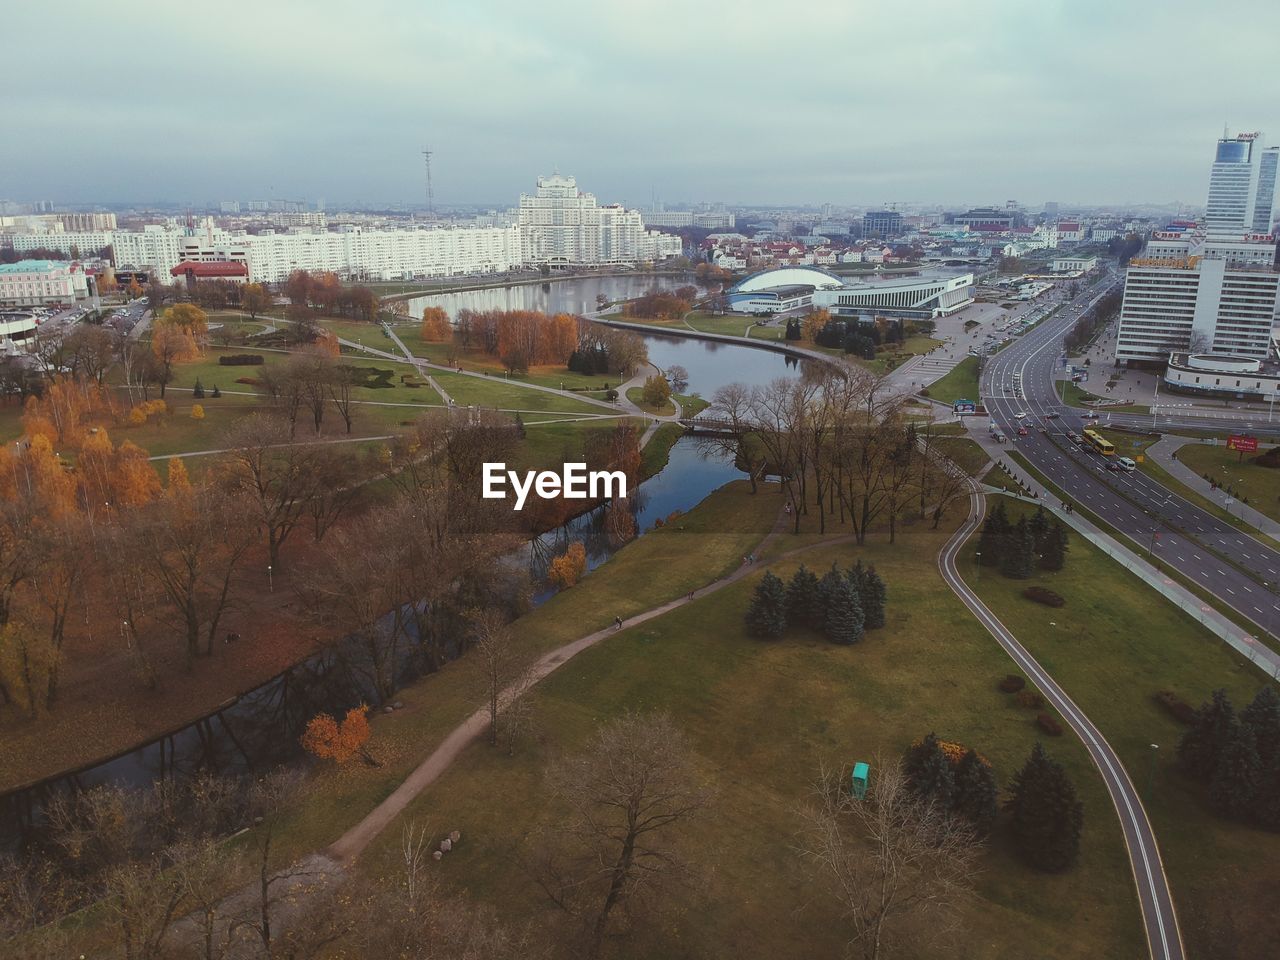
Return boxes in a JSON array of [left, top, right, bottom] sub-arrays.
[[934, 434, 992, 476], [393, 325, 634, 392], [257, 481, 783, 861], [1174, 441, 1280, 526], [1059, 381, 1148, 414], [925, 355, 980, 406], [962, 497, 1280, 959], [432, 371, 610, 414], [626, 386, 676, 415], [353, 512, 1146, 960]]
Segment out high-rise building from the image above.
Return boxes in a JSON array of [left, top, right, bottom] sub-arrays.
[[1115, 256, 1279, 363], [1205, 132, 1279, 232], [518, 174, 680, 265], [862, 210, 903, 238]]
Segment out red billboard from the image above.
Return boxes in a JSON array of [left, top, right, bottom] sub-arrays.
[[1227, 435, 1258, 453]]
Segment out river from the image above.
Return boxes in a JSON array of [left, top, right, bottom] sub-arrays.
[[0, 276, 811, 826]]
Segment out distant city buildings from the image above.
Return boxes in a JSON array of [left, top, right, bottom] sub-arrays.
[[1116, 128, 1280, 371], [637, 210, 736, 229], [518, 174, 681, 266]]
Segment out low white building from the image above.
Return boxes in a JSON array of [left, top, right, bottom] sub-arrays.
[[1051, 255, 1098, 273], [0, 259, 90, 306], [1162, 352, 1280, 401]]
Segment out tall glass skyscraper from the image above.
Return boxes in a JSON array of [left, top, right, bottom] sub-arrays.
[[1205, 132, 1279, 233]]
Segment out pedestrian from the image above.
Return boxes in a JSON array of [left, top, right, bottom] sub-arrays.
[[614, 615, 622, 630], [784, 502, 791, 515]]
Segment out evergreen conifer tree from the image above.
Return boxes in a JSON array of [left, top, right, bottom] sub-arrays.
[[1178, 689, 1237, 778], [211, 384, 221, 398], [1209, 724, 1260, 821], [745, 571, 789, 639], [977, 500, 1009, 567], [903, 732, 955, 808], [861, 565, 887, 630], [1028, 505, 1050, 552], [1039, 522, 1068, 571], [823, 576, 864, 645], [192, 378, 205, 399], [1001, 517, 1035, 579], [1240, 686, 1280, 767], [954, 748, 999, 834], [1005, 742, 1084, 872], [787, 564, 823, 631]]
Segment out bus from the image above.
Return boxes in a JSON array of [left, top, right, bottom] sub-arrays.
[[1082, 429, 1115, 456]]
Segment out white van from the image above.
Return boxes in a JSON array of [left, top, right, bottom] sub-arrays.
[[1116, 456, 1136, 472]]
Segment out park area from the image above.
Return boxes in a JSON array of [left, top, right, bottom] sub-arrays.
[[1174, 440, 1280, 525]]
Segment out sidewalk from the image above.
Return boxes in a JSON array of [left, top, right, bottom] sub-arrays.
[[966, 424, 1280, 680], [1146, 436, 1280, 541]]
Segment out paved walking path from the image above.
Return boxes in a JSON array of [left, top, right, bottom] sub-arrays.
[[1146, 436, 1280, 542], [968, 426, 1280, 679]]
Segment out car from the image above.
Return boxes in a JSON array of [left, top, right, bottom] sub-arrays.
[[1081, 411, 1099, 420], [1013, 410, 1028, 419], [1017, 426, 1029, 436], [1044, 412, 1060, 420], [1106, 460, 1126, 472]]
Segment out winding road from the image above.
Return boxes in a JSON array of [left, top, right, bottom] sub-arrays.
[[938, 484, 1186, 960]]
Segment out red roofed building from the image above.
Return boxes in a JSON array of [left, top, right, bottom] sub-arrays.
[[170, 261, 248, 286]]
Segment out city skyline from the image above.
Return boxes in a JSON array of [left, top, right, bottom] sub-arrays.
[[2, 1, 1277, 208]]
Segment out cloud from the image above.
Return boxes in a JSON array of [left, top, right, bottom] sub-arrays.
[[1, 0, 1276, 206]]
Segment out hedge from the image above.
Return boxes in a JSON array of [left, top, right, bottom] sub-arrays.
[[1036, 713, 1064, 736], [998, 674, 1026, 694], [1023, 585, 1065, 608], [219, 354, 266, 366]]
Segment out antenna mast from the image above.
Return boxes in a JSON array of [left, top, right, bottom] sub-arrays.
[[422, 145, 435, 219]]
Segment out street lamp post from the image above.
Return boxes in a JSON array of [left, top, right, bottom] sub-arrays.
[[267, 564, 274, 593], [1147, 743, 1159, 798]]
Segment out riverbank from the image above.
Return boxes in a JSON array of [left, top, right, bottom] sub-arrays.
[[374, 267, 700, 303]]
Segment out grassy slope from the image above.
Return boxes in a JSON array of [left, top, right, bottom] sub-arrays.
[[1175, 442, 1280, 526], [962, 497, 1280, 959], [925, 355, 980, 406], [351, 511, 1146, 960]]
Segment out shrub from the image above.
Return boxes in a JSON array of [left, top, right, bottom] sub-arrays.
[[218, 353, 265, 366], [234, 377, 262, 386], [1036, 713, 1064, 736], [1154, 690, 1197, 726], [1023, 586, 1065, 608], [190, 404, 204, 420], [1016, 690, 1045, 710], [210, 385, 221, 398], [999, 674, 1026, 694]]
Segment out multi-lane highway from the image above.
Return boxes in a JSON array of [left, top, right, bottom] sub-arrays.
[[982, 272, 1280, 641]]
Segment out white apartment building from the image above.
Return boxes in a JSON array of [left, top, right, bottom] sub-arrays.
[[0, 259, 90, 306], [176, 225, 524, 284], [11, 230, 115, 258], [1115, 257, 1280, 363], [519, 174, 681, 266]]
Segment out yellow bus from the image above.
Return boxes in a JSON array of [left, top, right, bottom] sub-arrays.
[[1082, 428, 1115, 456]]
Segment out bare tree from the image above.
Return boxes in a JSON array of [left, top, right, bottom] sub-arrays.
[[798, 758, 982, 960], [101, 855, 185, 960], [532, 711, 713, 959], [219, 414, 326, 569], [699, 382, 769, 494], [469, 610, 536, 750]]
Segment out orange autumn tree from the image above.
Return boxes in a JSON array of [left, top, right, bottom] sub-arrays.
[[160, 302, 209, 340], [0, 435, 77, 518], [301, 704, 372, 763], [76, 429, 162, 510], [547, 541, 587, 590], [21, 376, 113, 448], [421, 306, 451, 341], [801, 309, 831, 343]]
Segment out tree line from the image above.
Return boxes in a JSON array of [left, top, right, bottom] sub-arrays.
[[702, 369, 972, 539]]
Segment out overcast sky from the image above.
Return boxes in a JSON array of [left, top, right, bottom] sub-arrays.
[[2, 0, 1276, 209]]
